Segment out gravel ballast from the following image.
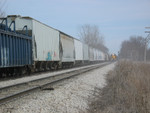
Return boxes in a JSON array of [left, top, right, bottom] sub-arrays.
[[0, 63, 115, 113], [0, 63, 107, 88]]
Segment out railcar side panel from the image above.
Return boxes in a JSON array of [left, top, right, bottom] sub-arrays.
[[9, 16, 60, 62], [32, 20, 60, 61], [83, 44, 89, 61], [101, 52, 105, 61], [93, 48, 97, 61], [60, 33, 75, 62], [74, 39, 83, 61], [89, 47, 94, 61], [0, 30, 32, 68], [98, 50, 102, 60]]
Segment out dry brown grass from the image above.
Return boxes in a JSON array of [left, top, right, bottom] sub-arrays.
[[88, 60, 150, 113]]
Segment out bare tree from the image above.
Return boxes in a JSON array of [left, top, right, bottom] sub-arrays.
[[120, 36, 146, 61], [78, 24, 108, 53]]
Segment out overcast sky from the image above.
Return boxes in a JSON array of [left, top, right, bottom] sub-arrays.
[[4, 0, 150, 54]]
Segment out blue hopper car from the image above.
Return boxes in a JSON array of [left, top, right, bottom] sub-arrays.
[[0, 18, 32, 76]]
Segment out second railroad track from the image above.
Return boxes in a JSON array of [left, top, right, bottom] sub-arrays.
[[0, 62, 110, 105]]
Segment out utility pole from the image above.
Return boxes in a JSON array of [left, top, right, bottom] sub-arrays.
[[144, 27, 150, 62]]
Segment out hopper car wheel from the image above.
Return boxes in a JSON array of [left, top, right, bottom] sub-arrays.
[[62, 63, 66, 69], [13, 68, 23, 76], [45, 62, 50, 71], [70, 63, 73, 68], [5, 69, 10, 77], [54, 64, 58, 70], [9, 68, 15, 76], [0, 70, 4, 78], [50, 62, 58, 70], [40, 62, 45, 71], [0, 69, 11, 77], [27, 66, 31, 75], [35, 62, 42, 72], [0, 73, 4, 78]]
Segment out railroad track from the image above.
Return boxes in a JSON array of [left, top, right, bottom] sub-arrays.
[[0, 62, 110, 105]]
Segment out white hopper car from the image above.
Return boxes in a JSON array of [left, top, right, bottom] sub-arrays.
[[4, 15, 107, 72]]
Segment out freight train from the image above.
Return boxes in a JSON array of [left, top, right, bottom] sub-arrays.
[[0, 15, 108, 76]]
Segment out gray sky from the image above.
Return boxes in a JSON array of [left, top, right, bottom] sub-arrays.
[[5, 0, 150, 54]]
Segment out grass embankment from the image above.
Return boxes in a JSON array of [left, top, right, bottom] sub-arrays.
[[89, 61, 150, 113]]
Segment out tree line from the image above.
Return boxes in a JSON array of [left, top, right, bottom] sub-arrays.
[[78, 24, 108, 54], [119, 36, 150, 61]]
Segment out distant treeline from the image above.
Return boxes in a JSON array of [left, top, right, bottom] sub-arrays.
[[119, 36, 150, 61]]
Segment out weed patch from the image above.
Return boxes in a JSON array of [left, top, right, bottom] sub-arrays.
[[88, 61, 150, 113]]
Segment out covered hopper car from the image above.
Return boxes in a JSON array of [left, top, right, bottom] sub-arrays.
[[0, 18, 32, 75], [0, 15, 107, 76]]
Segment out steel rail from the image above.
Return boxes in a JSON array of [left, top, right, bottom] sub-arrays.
[[0, 62, 110, 105]]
